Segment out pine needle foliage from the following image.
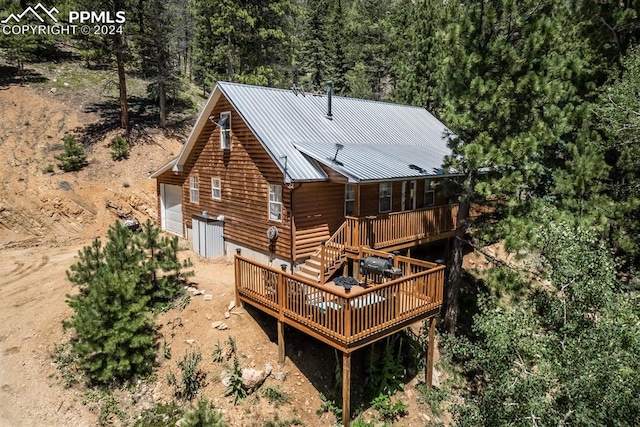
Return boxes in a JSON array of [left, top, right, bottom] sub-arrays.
[[56, 134, 88, 172], [63, 220, 193, 385], [110, 136, 130, 161]]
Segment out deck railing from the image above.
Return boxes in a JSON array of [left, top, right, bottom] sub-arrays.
[[345, 204, 458, 251], [235, 254, 444, 350], [318, 222, 347, 284]]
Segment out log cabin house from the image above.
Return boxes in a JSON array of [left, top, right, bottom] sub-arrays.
[[152, 82, 460, 426]]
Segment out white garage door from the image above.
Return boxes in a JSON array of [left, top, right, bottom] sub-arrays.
[[161, 184, 183, 236]]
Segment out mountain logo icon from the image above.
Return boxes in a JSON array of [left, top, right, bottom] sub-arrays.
[[1, 3, 59, 24]]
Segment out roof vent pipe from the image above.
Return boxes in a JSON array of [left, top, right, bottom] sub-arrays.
[[326, 81, 333, 120]]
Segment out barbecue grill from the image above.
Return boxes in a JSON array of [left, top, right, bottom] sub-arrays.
[[359, 256, 402, 284]]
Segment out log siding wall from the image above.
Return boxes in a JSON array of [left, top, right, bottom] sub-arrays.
[[157, 96, 291, 259]]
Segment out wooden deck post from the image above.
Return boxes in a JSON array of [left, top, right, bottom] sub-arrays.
[[278, 264, 287, 365], [426, 317, 436, 387], [234, 248, 242, 308], [342, 351, 351, 427], [320, 241, 326, 285]]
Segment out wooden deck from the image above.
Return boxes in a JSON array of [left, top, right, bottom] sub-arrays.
[[235, 252, 444, 352], [344, 204, 458, 251]]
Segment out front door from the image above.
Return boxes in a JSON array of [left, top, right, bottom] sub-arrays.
[[401, 180, 416, 211]]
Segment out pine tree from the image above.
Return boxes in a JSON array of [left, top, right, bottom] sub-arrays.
[[425, 0, 591, 332], [56, 135, 88, 172], [191, 0, 296, 89], [64, 221, 193, 385]]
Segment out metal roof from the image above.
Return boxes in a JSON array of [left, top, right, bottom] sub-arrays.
[[167, 82, 454, 183]]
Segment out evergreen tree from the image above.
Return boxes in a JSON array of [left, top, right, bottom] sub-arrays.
[[299, 0, 330, 90], [56, 135, 88, 172], [344, 0, 394, 100], [426, 0, 590, 332], [64, 221, 193, 385], [191, 0, 296, 89], [136, 0, 184, 127]]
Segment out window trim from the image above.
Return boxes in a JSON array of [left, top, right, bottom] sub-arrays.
[[268, 184, 283, 222], [424, 180, 435, 206], [379, 182, 392, 213], [189, 176, 199, 203], [220, 111, 232, 150], [211, 177, 221, 200], [345, 183, 355, 216]]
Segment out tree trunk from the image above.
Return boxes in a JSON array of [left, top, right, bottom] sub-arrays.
[[443, 170, 474, 334], [159, 80, 166, 128], [115, 33, 129, 132]]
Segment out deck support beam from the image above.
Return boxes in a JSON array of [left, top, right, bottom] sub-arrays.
[[342, 351, 351, 427], [426, 317, 436, 387], [277, 320, 285, 365]]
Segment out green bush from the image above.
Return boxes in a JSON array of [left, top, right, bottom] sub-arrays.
[[62, 221, 193, 385], [111, 136, 130, 161], [224, 356, 247, 404], [177, 399, 228, 427], [174, 350, 207, 401], [56, 134, 88, 172]]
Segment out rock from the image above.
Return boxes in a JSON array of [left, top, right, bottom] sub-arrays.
[[217, 323, 229, 330], [224, 311, 230, 319], [185, 339, 195, 345], [241, 365, 271, 392], [203, 294, 212, 301], [211, 321, 223, 329], [271, 371, 288, 381], [192, 289, 204, 296], [220, 370, 231, 387], [432, 368, 441, 388], [228, 301, 235, 310], [63, 82, 69, 87], [205, 314, 212, 320], [49, 87, 56, 93]]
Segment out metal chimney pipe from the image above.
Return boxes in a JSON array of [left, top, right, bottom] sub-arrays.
[[326, 81, 333, 120]]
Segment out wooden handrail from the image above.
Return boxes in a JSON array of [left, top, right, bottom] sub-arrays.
[[235, 254, 444, 348], [345, 204, 458, 250], [313, 222, 347, 280]]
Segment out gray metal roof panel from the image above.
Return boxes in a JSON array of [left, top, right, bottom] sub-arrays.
[[217, 82, 453, 182]]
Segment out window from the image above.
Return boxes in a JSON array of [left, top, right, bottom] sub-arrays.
[[190, 176, 199, 203], [269, 184, 282, 221], [424, 180, 435, 206], [211, 177, 221, 200], [345, 184, 355, 216], [379, 182, 392, 213], [219, 112, 231, 150]]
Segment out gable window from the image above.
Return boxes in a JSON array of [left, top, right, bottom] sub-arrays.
[[211, 177, 221, 200], [379, 182, 392, 213], [424, 180, 435, 206], [219, 112, 231, 150], [345, 184, 355, 216], [269, 184, 282, 221], [190, 176, 199, 203]]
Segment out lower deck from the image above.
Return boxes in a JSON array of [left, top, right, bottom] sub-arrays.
[[234, 249, 444, 353]]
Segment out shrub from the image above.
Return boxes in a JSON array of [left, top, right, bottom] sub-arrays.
[[174, 350, 207, 401], [177, 399, 227, 427], [261, 385, 291, 408], [224, 355, 247, 404], [111, 136, 130, 161], [56, 134, 88, 172]]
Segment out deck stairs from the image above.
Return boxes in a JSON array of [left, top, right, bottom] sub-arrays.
[[295, 222, 348, 283]]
